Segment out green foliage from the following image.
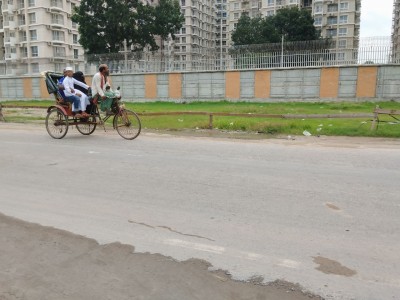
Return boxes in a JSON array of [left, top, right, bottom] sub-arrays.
[[72, 0, 184, 54], [231, 7, 320, 46], [231, 15, 280, 45], [272, 7, 320, 41]]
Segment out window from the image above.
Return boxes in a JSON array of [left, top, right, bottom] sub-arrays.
[[339, 15, 348, 24], [73, 49, 78, 59], [181, 45, 186, 51], [337, 52, 345, 61], [338, 40, 347, 48], [234, 2, 239, 9], [314, 5, 322, 13], [327, 29, 337, 37], [28, 0, 35, 7], [73, 34, 78, 44], [31, 46, 38, 57], [18, 14, 26, 26], [18, 0, 24, 8], [31, 63, 39, 73], [53, 46, 66, 57], [266, 10, 274, 16], [267, 0, 274, 6], [181, 0, 185, 5], [314, 17, 322, 26], [340, 2, 349, 11], [338, 27, 347, 36], [181, 37, 186, 43], [29, 13, 36, 24], [55, 63, 63, 73], [51, 14, 64, 25], [10, 47, 16, 54], [30, 30, 37, 41], [20, 31, 27, 42], [234, 12, 239, 19], [327, 4, 338, 12], [52, 30, 65, 41], [21, 47, 28, 57], [327, 17, 337, 25], [50, 0, 62, 8]]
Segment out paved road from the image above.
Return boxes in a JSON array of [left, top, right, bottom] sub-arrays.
[[1, 123, 399, 300]]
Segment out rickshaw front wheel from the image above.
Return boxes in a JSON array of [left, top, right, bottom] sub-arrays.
[[45, 108, 69, 139], [113, 109, 141, 140]]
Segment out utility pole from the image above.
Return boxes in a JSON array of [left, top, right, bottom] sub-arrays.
[[280, 35, 284, 67]]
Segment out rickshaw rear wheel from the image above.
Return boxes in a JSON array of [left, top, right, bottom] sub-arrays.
[[45, 108, 69, 139], [113, 109, 141, 140], [76, 115, 97, 135]]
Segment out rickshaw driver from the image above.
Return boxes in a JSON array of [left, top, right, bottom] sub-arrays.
[[63, 66, 90, 117], [91, 64, 110, 103]]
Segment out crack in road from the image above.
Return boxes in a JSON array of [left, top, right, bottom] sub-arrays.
[[128, 220, 215, 242]]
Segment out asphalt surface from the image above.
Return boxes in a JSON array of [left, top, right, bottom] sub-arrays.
[[1, 123, 399, 299]]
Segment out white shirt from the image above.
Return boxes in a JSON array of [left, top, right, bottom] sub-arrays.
[[91, 72, 108, 97], [63, 76, 89, 97]]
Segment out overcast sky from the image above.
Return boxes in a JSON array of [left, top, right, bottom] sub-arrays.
[[360, 0, 393, 37]]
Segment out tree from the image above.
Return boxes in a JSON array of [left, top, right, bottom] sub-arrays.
[[72, 0, 184, 54], [153, 0, 184, 42], [272, 7, 320, 42], [231, 15, 275, 46], [231, 7, 320, 46]]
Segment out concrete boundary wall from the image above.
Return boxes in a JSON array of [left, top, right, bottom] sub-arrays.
[[0, 65, 399, 102]]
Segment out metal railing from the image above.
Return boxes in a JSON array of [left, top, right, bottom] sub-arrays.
[[0, 36, 397, 76]]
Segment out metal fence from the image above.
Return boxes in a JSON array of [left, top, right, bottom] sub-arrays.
[[0, 36, 397, 76], [81, 37, 396, 74], [81, 36, 397, 74]]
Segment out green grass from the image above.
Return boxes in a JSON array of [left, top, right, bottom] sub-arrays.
[[1, 99, 400, 138]]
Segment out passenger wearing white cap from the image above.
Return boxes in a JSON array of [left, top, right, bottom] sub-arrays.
[[63, 66, 90, 117]]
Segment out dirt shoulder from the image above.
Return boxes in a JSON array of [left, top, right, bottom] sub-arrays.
[[1, 121, 399, 149], [0, 213, 323, 300]]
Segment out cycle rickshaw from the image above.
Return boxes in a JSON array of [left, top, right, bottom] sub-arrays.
[[43, 71, 141, 140]]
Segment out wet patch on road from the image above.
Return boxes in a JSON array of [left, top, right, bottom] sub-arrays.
[[313, 256, 356, 277]]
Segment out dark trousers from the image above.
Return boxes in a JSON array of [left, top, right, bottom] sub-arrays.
[[65, 95, 81, 111]]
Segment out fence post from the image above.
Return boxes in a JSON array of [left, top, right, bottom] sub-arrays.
[[371, 106, 379, 130], [209, 113, 213, 129], [0, 104, 5, 122]]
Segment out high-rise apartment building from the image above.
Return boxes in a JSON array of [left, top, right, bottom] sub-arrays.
[[393, 0, 400, 60], [0, 0, 84, 75], [0, 0, 364, 75], [174, 0, 216, 70]]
